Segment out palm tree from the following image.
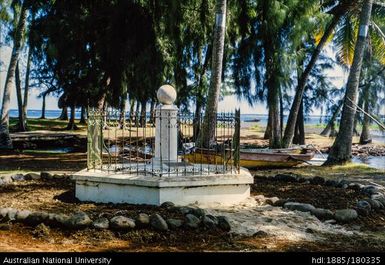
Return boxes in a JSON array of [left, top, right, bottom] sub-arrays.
[[325, 0, 374, 165], [197, 0, 227, 148], [282, 1, 356, 148], [0, 0, 27, 148]]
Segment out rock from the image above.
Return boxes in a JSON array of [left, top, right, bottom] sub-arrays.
[[337, 180, 350, 188], [297, 177, 306, 183], [284, 202, 316, 213], [68, 212, 92, 228], [253, 230, 268, 237], [274, 174, 298, 182], [53, 214, 70, 227], [178, 206, 194, 215], [110, 216, 136, 230], [0, 223, 10, 230], [92, 218, 109, 229], [348, 183, 362, 190], [160, 201, 175, 208], [202, 215, 218, 228], [11, 174, 25, 181], [265, 197, 280, 206], [135, 213, 150, 228], [4, 208, 18, 221], [46, 213, 59, 225], [357, 200, 371, 211], [273, 198, 292, 207], [305, 228, 314, 234], [0, 208, 8, 218], [150, 214, 168, 231], [217, 216, 231, 232], [371, 194, 385, 206], [324, 219, 337, 225], [166, 219, 183, 229], [366, 199, 383, 210], [325, 180, 338, 187], [15, 210, 31, 222], [25, 212, 49, 226], [0, 176, 13, 185], [40, 172, 54, 180], [335, 209, 358, 223], [24, 173, 40, 180], [311, 208, 334, 220], [191, 208, 206, 218], [310, 176, 325, 185], [185, 214, 201, 229], [0, 208, 16, 221], [32, 223, 50, 238], [362, 185, 380, 195]]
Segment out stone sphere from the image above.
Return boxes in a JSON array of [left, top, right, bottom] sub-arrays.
[[157, 85, 177, 105]]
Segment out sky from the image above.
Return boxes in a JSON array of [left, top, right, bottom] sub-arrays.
[[0, 45, 347, 115]]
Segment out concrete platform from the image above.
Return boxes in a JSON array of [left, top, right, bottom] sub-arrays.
[[72, 165, 254, 206]]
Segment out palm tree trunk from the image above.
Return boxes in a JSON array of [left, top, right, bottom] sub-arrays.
[[325, 0, 374, 165], [293, 99, 305, 145], [197, 0, 226, 148], [193, 96, 203, 140], [119, 94, 127, 126], [40, 94, 46, 119], [321, 101, 343, 136], [359, 85, 371, 144], [79, 106, 87, 124], [140, 99, 147, 127], [129, 98, 135, 122], [0, 2, 28, 148], [15, 61, 26, 131], [59, 107, 68, 120], [264, 115, 271, 139], [279, 86, 284, 139], [264, 38, 281, 148], [282, 13, 343, 148], [66, 104, 78, 130], [352, 94, 363, 136], [22, 47, 32, 129], [149, 99, 155, 124]]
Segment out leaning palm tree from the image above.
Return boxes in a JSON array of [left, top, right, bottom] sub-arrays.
[[282, 0, 358, 148], [325, 0, 375, 165], [0, 0, 28, 148]]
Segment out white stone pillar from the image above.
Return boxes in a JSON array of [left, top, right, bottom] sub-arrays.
[[154, 85, 178, 162]]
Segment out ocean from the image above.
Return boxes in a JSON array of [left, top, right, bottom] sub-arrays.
[[10, 109, 328, 125]]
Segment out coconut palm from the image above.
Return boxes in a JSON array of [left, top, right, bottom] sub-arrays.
[[197, 0, 227, 148], [325, 0, 375, 165], [0, 0, 28, 148]]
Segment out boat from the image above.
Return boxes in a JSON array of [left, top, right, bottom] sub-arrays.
[[183, 147, 315, 169], [244, 119, 261, 123]]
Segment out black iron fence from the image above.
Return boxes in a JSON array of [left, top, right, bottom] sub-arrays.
[[87, 108, 240, 176]]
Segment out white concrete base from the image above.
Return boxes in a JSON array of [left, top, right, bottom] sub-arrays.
[[72, 166, 253, 206]]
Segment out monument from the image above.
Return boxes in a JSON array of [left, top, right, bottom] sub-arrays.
[[73, 85, 253, 206]]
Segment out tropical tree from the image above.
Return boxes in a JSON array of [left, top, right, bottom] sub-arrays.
[[0, 0, 28, 148], [325, 0, 374, 165], [197, 0, 227, 148]]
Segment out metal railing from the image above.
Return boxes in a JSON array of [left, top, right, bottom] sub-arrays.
[[87, 108, 240, 176]]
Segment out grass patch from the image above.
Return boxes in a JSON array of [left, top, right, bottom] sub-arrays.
[[9, 118, 86, 132], [252, 162, 385, 180]]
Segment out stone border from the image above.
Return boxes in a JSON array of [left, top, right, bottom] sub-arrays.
[[0, 202, 231, 233], [260, 174, 385, 223], [0, 172, 71, 185], [0, 172, 232, 232]]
